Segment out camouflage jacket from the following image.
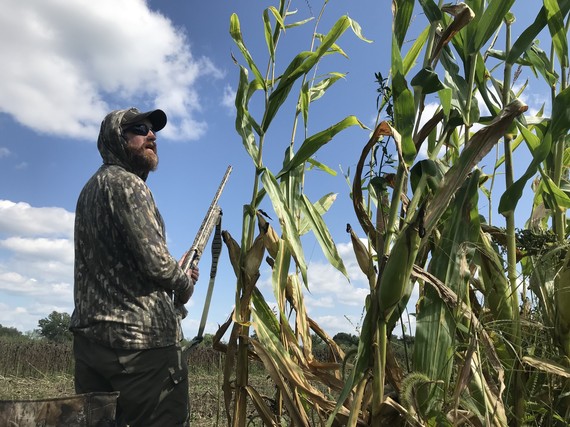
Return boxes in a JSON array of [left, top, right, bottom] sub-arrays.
[[70, 109, 192, 349]]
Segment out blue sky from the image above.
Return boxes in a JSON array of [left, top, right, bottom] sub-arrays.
[[0, 0, 554, 339]]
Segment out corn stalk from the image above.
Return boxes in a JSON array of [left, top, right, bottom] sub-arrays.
[[219, 2, 371, 425], [218, 1, 570, 425]]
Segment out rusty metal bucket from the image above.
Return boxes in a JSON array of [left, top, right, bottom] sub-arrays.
[[0, 392, 119, 427]]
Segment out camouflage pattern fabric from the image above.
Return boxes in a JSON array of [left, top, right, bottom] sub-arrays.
[[70, 109, 193, 349], [0, 392, 119, 427]]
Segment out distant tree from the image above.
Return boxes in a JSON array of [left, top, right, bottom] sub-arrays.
[[201, 333, 214, 347], [0, 324, 24, 339], [37, 311, 73, 342], [25, 330, 42, 340], [333, 332, 359, 350]]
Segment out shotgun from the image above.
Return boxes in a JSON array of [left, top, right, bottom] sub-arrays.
[[176, 166, 232, 348]]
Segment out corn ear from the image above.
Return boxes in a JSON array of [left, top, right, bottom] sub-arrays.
[[478, 231, 514, 322], [347, 224, 376, 286], [244, 232, 266, 279], [378, 224, 421, 319], [222, 230, 241, 277], [555, 249, 570, 358], [257, 211, 280, 259]]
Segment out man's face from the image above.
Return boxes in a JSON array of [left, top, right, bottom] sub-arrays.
[[123, 119, 159, 173]]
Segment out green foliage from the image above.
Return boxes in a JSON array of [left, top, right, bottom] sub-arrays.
[[332, 332, 359, 350], [36, 311, 72, 343], [217, 0, 570, 425], [0, 324, 24, 340]]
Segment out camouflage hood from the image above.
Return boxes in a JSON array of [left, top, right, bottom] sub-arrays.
[[97, 109, 132, 171]]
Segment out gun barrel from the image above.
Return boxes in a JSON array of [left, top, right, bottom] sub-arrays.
[[180, 166, 232, 272]]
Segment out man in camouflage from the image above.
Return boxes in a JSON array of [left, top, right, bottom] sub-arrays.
[[70, 108, 198, 427]]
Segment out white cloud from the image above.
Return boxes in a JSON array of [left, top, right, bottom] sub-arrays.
[[0, 0, 222, 142], [0, 200, 74, 237], [313, 314, 363, 336], [0, 237, 73, 264], [0, 200, 74, 332], [222, 84, 237, 110], [0, 147, 10, 158], [15, 162, 29, 170]]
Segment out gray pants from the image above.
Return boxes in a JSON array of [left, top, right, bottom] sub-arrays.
[[73, 334, 189, 427]]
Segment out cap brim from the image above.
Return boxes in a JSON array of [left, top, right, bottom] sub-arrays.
[[122, 109, 167, 132]]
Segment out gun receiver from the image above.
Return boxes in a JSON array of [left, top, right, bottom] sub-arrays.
[[180, 165, 232, 273]]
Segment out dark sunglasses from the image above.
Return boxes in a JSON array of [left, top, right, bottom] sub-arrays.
[[123, 123, 155, 136]]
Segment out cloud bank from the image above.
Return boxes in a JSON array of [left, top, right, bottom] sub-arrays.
[[0, 0, 221, 142]]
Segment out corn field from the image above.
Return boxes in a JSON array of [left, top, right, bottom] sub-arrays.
[[213, 0, 570, 426]]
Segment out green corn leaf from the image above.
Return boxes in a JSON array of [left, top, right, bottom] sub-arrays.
[[472, 0, 516, 54], [285, 17, 314, 29], [277, 116, 366, 178], [271, 239, 291, 307], [300, 194, 349, 280], [540, 174, 570, 208], [252, 285, 281, 336], [426, 100, 527, 230], [441, 56, 480, 126], [499, 89, 570, 214], [298, 192, 337, 235], [507, 0, 570, 64], [439, 87, 453, 118], [413, 171, 481, 416], [295, 73, 346, 126], [403, 25, 430, 75], [526, 43, 559, 87], [308, 72, 346, 103], [498, 123, 548, 214], [392, 33, 417, 165], [348, 16, 373, 43], [267, 6, 285, 31], [261, 169, 308, 285], [393, 0, 415, 49], [542, 0, 569, 67], [411, 67, 446, 94], [234, 65, 260, 166], [550, 86, 570, 142], [298, 81, 310, 125], [418, 0, 443, 22], [264, 15, 364, 131], [314, 34, 349, 59], [230, 13, 266, 89], [306, 158, 338, 176], [263, 51, 311, 132], [263, 9, 275, 61], [326, 298, 376, 427], [287, 275, 311, 351]]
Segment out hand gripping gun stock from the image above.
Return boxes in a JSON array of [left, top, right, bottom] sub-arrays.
[[178, 165, 232, 351]]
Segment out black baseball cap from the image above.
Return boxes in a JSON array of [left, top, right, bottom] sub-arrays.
[[122, 108, 167, 132]]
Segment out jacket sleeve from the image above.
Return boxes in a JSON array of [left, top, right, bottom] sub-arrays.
[[107, 173, 193, 295]]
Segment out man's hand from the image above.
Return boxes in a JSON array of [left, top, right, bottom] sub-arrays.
[[176, 267, 199, 305], [188, 266, 199, 284]]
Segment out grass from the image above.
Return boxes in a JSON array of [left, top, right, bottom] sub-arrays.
[[0, 339, 276, 426]]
